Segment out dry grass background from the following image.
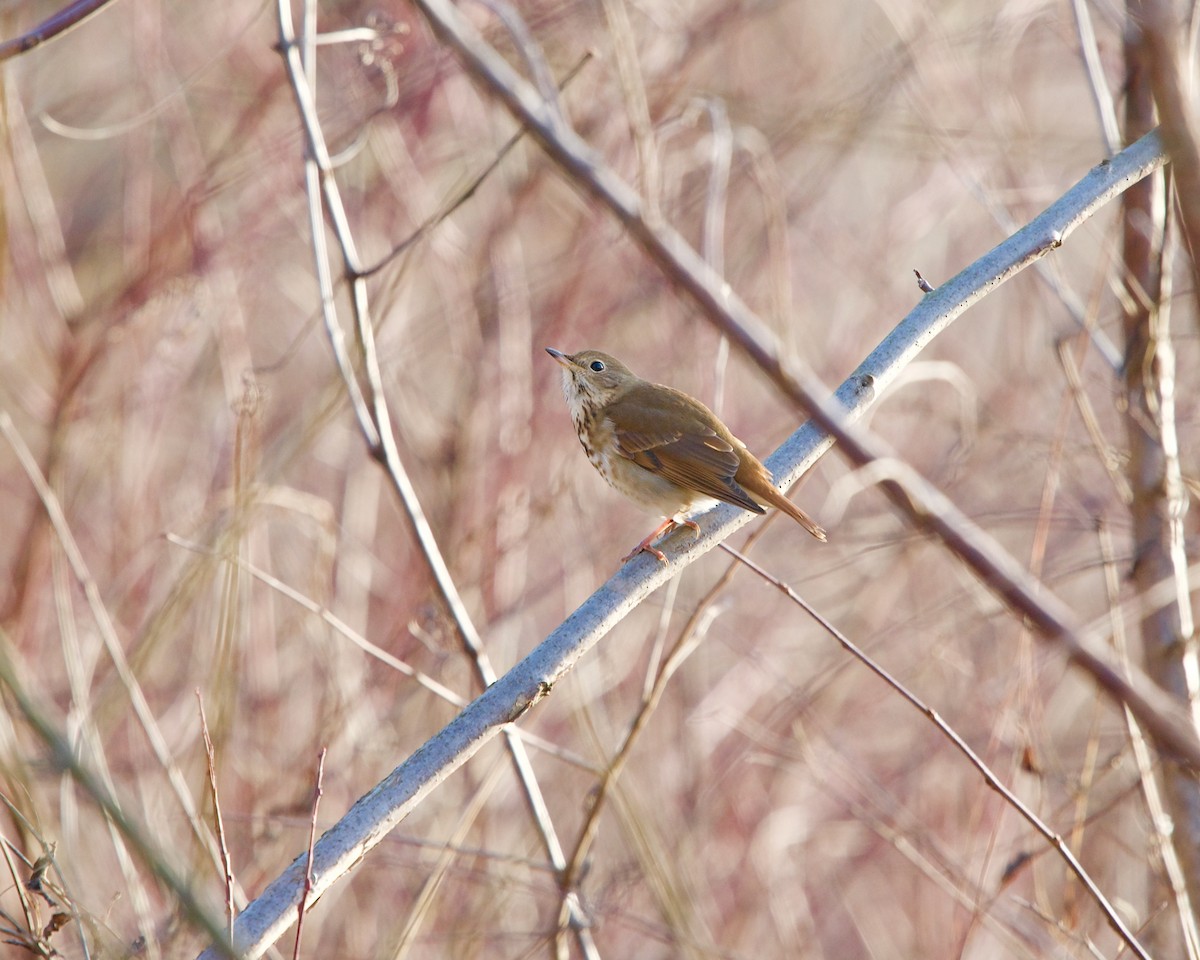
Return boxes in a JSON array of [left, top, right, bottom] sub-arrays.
[[0, 0, 1195, 957]]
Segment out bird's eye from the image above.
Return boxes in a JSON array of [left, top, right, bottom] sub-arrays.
[[589, 360, 606, 372]]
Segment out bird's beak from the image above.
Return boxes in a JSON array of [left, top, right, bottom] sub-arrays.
[[545, 347, 571, 367]]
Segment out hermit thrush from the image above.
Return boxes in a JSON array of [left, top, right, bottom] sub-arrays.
[[546, 348, 827, 561]]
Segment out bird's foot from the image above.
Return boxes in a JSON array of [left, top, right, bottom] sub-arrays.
[[621, 517, 701, 563]]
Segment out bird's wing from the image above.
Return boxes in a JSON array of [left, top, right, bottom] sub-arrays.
[[606, 387, 765, 514]]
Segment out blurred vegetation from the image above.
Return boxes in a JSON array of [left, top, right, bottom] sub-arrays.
[[0, 0, 1197, 957]]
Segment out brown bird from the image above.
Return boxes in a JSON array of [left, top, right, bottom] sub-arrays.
[[546, 347, 827, 562]]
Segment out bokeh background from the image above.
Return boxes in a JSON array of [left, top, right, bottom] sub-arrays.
[[0, 0, 1196, 957]]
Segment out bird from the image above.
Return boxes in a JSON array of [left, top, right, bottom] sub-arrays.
[[546, 347, 826, 561]]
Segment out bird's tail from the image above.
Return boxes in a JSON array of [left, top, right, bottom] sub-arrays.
[[759, 483, 827, 542]]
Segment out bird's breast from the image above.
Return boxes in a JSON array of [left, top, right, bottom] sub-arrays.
[[580, 413, 708, 516], [577, 411, 614, 474]]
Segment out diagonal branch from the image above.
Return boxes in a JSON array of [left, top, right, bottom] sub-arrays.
[[0, 0, 118, 62], [408, 0, 1199, 762]]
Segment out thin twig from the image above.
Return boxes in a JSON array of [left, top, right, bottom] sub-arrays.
[[0, 413, 229, 876], [1070, 0, 1121, 154], [1055, 337, 1133, 503], [1132, 0, 1200, 310], [361, 51, 594, 277], [717, 542, 1153, 960], [292, 748, 327, 960], [558, 520, 771, 902], [600, 0, 660, 220], [0, 801, 89, 958], [1121, 13, 1200, 923], [390, 751, 507, 958], [0, 0, 118, 62], [197, 692, 236, 942], [169, 534, 468, 708], [0, 626, 236, 958], [1099, 521, 1200, 959]]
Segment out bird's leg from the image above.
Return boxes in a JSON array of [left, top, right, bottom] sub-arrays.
[[622, 516, 702, 563], [623, 518, 678, 563]]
